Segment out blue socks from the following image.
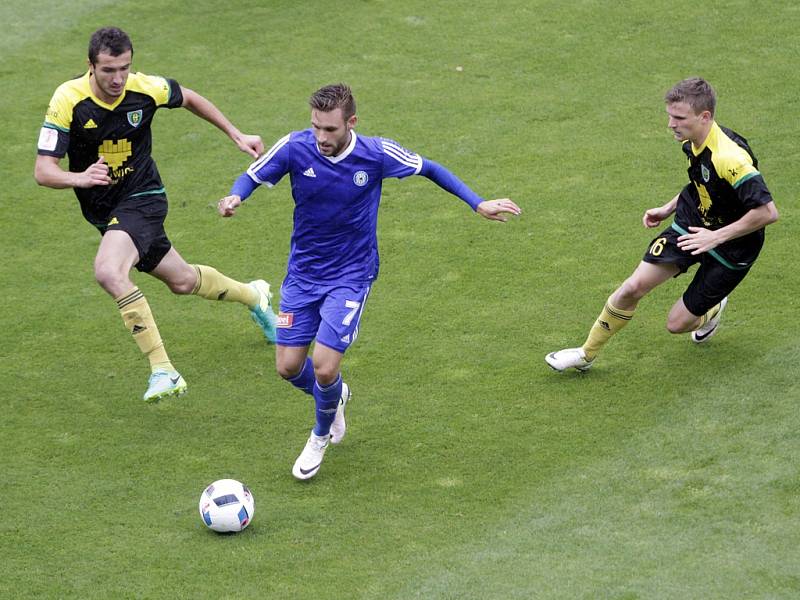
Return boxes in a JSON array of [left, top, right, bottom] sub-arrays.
[[312, 375, 342, 437], [286, 357, 341, 437], [287, 357, 315, 395]]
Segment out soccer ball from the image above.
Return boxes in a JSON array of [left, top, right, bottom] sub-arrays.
[[198, 479, 255, 533]]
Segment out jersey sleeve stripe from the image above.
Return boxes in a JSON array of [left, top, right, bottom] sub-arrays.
[[382, 144, 422, 170], [42, 121, 69, 133], [381, 139, 419, 161], [247, 169, 274, 186], [246, 171, 274, 188], [732, 170, 761, 189], [247, 133, 291, 180]]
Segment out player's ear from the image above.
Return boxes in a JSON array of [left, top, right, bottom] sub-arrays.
[[347, 115, 358, 129]]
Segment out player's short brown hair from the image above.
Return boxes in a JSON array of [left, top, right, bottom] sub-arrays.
[[665, 77, 716, 116], [309, 83, 356, 120]]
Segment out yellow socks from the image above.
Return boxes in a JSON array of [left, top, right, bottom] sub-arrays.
[[696, 301, 722, 330], [191, 265, 258, 307], [115, 266, 256, 375], [116, 288, 173, 372], [581, 298, 635, 360]]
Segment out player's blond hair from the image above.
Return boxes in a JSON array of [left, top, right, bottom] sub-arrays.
[[309, 83, 356, 120], [665, 77, 716, 117]]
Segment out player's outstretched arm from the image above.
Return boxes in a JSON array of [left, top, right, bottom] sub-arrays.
[[34, 154, 111, 189], [180, 86, 264, 158], [476, 199, 522, 222], [419, 159, 520, 220]]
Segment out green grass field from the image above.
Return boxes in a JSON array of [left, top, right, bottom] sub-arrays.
[[2, 1, 799, 598]]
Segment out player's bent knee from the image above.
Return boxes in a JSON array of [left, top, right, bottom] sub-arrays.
[[666, 317, 694, 334], [618, 278, 650, 302], [666, 321, 682, 334], [312, 364, 339, 386], [166, 278, 195, 295], [94, 265, 130, 296], [276, 361, 303, 381]]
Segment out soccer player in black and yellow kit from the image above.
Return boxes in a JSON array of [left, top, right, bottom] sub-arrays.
[[34, 27, 277, 401], [546, 77, 779, 372]]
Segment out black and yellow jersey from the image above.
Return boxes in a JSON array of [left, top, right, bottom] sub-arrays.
[[37, 70, 184, 226], [675, 121, 773, 268]]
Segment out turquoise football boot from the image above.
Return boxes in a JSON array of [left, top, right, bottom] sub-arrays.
[[249, 280, 278, 343]]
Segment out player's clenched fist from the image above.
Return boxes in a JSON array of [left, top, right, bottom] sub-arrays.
[[217, 195, 242, 217], [75, 156, 111, 188]]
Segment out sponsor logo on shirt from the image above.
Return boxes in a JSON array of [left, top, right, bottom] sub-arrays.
[[277, 312, 294, 328], [303, 167, 316, 178], [99, 139, 134, 181]]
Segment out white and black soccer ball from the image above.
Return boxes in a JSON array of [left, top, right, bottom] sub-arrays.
[[198, 479, 255, 533]]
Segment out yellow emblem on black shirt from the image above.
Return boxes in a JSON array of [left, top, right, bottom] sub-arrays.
[[99, 139, 132, 170]]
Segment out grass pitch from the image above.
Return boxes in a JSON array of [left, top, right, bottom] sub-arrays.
[[2, 1, 799, 598]]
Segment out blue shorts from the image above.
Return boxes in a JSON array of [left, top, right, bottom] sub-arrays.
[[277, 274, 371, 353]]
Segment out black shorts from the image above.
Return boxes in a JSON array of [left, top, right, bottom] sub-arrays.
[[98, 193, 172, 273], [642, 224, 750, 316]]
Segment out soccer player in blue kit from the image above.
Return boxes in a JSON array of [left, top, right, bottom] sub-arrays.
[[218, 83, 521, 480]]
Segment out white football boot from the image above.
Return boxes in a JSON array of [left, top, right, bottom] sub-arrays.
[[292, 432, 331, 480], [329, 382, 351, 445], [143, 369, 187, 402], [545, 347, 594, 372], [691, 296, 728, 343]]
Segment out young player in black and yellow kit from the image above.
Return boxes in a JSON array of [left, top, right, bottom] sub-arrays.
[[546, 77, 779, 372], [34, 27, 277, 401]]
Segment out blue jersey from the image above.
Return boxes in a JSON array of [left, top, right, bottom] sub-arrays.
[[245, 129, 423, 284]]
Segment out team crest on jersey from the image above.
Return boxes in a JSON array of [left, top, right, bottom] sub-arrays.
[[127, 110, 143, 127], [353, 171, 368, 187], [701, 164, 710, 183], [277, 312, 294, 328]]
